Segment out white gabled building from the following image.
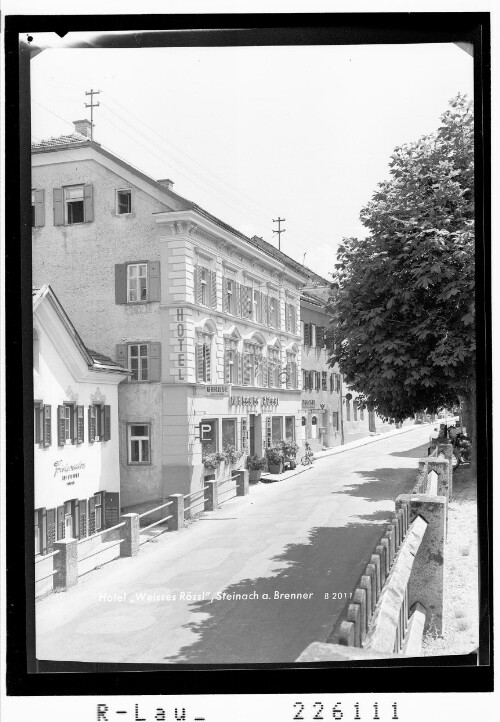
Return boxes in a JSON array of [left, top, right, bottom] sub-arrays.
[[33, 285, 128, 556]]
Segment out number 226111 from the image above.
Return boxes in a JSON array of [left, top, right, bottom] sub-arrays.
[[293, 701, 399, 720]]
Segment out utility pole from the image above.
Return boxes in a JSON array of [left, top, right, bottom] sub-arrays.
[[84, 89, 101, 141], [272, 217, 286, 251]]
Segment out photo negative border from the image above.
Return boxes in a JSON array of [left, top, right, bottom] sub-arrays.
[[4, 11, 492, 696]]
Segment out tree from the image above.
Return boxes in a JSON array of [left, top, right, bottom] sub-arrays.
[[327, 95, 475, 448]]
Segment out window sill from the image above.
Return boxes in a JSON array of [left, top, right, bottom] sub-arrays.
[[127, 461, 152, 466]]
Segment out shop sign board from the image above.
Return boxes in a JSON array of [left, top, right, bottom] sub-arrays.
[[205, 385, 230, 396]]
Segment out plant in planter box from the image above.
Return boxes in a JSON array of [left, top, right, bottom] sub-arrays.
[[281, 440, 299, 457], [224, 444, 243, 465], [266, 445, 284, 474], [246, 455, 266, 483], [203, 453, 220, 470]]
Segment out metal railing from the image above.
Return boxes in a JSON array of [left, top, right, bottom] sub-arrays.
[[77, 521, 126, 563], [35, 549, 60, 584], [183, 489, 205, 513], [216, 474, 239, 504], [138, 499, 174, 543]]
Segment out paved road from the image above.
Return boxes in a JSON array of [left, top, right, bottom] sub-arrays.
[[36, 425, 431, 664]]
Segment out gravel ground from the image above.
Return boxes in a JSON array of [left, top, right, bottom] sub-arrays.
[[421, 464, 478, 656]]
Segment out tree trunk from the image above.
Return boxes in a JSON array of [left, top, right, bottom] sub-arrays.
[[459, 371, 476, 480]]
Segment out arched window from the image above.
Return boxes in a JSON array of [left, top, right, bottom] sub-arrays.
[[311, 415, 318, 439], [267, 340, 281, 388], [301, 416, 306, 426], [285, 342, 299, 390], [242, 333, 264, 387], [223, 327, 241, 384], [195, 319, 216, 383]]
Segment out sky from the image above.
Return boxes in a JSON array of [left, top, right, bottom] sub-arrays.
[[30, 40, 473, 278]]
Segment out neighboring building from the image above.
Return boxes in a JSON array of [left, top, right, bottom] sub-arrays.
[[300, 291, 405, 448], [33, 285, 128, 557], [31, 121, 321, 510], [300, 291, 343, 451]]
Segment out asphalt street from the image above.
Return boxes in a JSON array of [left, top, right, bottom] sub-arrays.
[[36, 425, 432, 664]]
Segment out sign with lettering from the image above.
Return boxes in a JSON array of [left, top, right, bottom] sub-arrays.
[[205, 385, 230, 396], [302, 400, 316, 408], [230, 396, 259, 406], [172, 308, 186, 382], [261, 396, 279, 407], [266, 416, 272, 448], [54, 460, 86, 485]]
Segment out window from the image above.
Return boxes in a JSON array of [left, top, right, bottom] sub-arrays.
[[315, 371, 321, 391], [330, 374, 334, 393], [196, 340, 212, 383], [200, 418, 218, 458], [58, 404, 76, 446], [224, 278, 241, 316], [310, 324, 316, 347], [115, 262, 160, 304], [316, 326, 325, 348], [240, 285, 252, 319], [322, 372, 327, 391], [302, 369, 308, 390], [336, 374, 341, 392], [271, 417, 283, 444], [65, 185, 84, 224], [268, 346, 280, 388], [253, 289, 261, 323], [34, 402, 43, 444], [128, 424, 151, 464], [286, 352, 298, 389], [303, 322, 312, 347], [222, 418, 237, 451], [285, 416, 295, 441], [89, 405, 111, 442], [243, 339, 263, 386], [311, 416, 318, 439], [34, 509, 44, 555], [332, 411, 339, 431], [116, 189, 132, 214], [32, 189, 45, 227], [353, 400, 358, 421], [269, 297, 280, 329], [54, 184, 93, 226], [129, 343, 149, 381], [127, 263, 148, 302], [194, 265, 217, 309], [285, 303, 297, 334], [301, 416, 306, 427], [95, 494, 103, 531], [224, 338, 240, 385]]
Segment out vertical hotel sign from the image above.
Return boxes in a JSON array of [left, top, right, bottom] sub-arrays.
[[173, 308, 186, 382]]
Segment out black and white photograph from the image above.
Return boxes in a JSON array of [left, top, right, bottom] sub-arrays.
[[2, 7, 493, 720]]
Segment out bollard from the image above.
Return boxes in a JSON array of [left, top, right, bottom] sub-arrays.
[[120, 513, 140, 557], [233, 469, 249, 497], [347, 604, 362, 647], [370, 554, 382, 599], [167, 494, 184, 531], [375, 545, 387, 588], [53, 538, 78, 589], [339, 620, 355, 646], [353, 587, 367, 642], [380, 537, 391, 576], [204, 479, 219, 512], [360, 574, 373, 621]]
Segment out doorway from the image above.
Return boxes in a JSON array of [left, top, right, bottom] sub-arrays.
[[249, 414, 255, 456]]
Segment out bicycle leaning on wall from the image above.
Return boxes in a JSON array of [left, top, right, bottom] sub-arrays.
[[301, 441, 315, 466]]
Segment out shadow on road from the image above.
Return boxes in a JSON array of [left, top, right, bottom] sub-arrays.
[[330, 466, 416, 502], [162, 523, 389, 665], [390, 443, 429, 458]]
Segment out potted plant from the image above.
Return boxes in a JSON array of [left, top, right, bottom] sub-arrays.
[[246, 455, 266, 483], [203, 451, 226, 470], [266, 445, 284, 475], [224, 445, 243, 466], [281, 440, 299, 470]]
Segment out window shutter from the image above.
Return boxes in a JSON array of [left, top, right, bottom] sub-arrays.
[[88, 406, 96, 443], [290, 305, 297, 334], [223, 278, 229, 313], [316, 326, 325, 348], [46, 508, 56, 553], [224, 349, 230, 384], [71, 406, 77, 444], [304, 323, 311, 347], [286, 362, 291, 389], [43, 405, 52, 446], [243, 352, 252, 386], [204, 343, 211, 382], [88, 496, 96, 535], [115, 264, 127, 304], [40, 508, 47, 555], [261, 357, 268, 388], [78, 499, 87, 539], [262, 294, 268, 326], [285, 303, 290, 332], [196, 344, 204, 382], [235, 281, 241, 317], [84, 183, 94, 222], [149, 342, 161, 382], [104, 405, 111, 441], [53, 188, 64, 226], [236, 351, 242, 385], [57, 406, 65, 446], [56, 505, 65, 540], [76, 406, 84, 443], [34, 189, 45, 227], [104, 492, 120, 528], [116, 344, 127, 368], [210, 270, 217, 309], [148, 261, 160, 302], [196, 265, 203, 304], [193, 265, 199, 304], [255, 292, 261, 323]]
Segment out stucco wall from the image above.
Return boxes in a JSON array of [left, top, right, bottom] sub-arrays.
[[33, 298, 122, 511]]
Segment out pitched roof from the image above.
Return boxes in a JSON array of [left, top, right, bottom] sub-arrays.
[[87, 349, 126, 370], [31, 132, 94, 151], [32, 131, 330, 286]]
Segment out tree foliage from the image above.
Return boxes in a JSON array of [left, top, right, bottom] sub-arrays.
[[326, 95, 475, 422]]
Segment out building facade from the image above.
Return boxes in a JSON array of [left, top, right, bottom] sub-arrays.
[[32, 122, 317, 510], [33, 285, 127, 556]]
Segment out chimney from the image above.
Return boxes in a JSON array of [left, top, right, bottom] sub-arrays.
[[73, 119, 92, 138], [157, 178, 174, 190]]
